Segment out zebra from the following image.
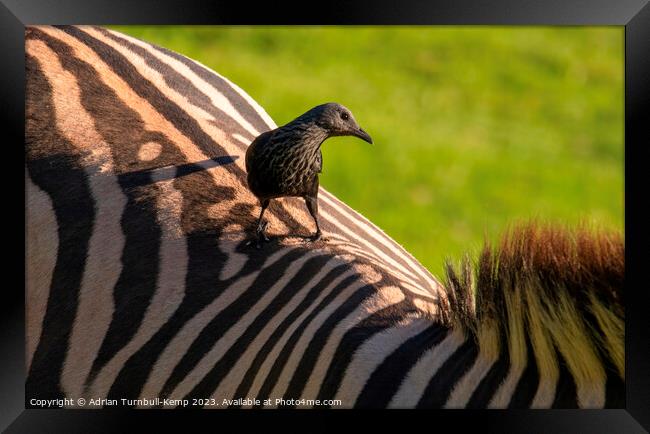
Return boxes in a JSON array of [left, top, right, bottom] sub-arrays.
[[25, 25, 624, 409]]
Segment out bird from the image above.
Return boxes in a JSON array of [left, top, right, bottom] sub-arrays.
[[245, 102, 373, 247]]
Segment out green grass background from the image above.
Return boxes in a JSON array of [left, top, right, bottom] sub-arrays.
[[111, 26, 624, 277]]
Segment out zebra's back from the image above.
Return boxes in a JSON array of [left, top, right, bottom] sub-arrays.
[[25, 25, 623, 409], [25, 25, 442, 408]]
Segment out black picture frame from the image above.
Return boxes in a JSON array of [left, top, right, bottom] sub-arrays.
[[3, 0, 649, 432]]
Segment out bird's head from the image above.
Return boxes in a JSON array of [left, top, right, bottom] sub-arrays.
[[308, 102, 373, 144]]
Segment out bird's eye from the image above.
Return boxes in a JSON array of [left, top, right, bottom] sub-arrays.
[[340, 112, 349, 121]]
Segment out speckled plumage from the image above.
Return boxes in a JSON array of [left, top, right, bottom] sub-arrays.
[[245, 102, 372, 246]]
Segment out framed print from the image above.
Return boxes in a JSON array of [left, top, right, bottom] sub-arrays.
[[3, 0, 649, 432]]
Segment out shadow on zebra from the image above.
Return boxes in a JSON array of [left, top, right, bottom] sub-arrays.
[[25, 25, 624, 409]]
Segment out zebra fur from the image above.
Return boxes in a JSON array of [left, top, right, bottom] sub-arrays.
[[25, 25, 624, 408]]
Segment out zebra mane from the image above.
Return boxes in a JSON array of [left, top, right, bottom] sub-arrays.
[[25, 24, 624, 408], [441, 222, 625, 388]]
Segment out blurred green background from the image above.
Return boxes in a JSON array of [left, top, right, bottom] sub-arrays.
[[111, 26, 624, 277]]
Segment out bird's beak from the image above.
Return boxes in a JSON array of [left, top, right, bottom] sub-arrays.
[[354, 127, 373, 144]]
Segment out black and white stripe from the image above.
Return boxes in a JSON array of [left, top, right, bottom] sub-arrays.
[[25, 25, 623, 409]]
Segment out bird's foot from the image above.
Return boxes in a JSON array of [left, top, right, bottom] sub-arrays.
[[256, 220, 271, 247], [244, 220, 271, 249], [257, 232, 271, 247], [306, 231, 322, 242], [256, 219, 269, 235], [245, 235, 272, 249]]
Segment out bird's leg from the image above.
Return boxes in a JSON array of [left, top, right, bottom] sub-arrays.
[[304, 195, 322, 241], [254, 199, 271, 248]]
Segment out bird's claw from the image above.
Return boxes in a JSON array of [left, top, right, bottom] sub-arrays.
[[307, 231, 322, 242], [246, 220, 271, 249], [245, 235, 271, 249], [256, 234, 271, 248], [256, 219, 269, 235]]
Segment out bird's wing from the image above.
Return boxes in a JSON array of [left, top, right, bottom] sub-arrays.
[[315, 149, 323, 173], [245, 129, 274, 173]]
